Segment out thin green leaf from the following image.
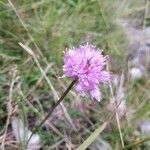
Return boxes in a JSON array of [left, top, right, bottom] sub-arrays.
[[77, 121, 108, 150]]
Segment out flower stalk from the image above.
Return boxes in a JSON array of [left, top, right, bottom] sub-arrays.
[[26, 80, 76, 146]]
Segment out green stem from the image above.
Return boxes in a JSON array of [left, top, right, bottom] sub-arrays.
[[26, 80, 76, 146], [122, 136, 150, 149]]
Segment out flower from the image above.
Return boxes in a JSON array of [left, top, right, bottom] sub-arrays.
[[63, 43, 110, 101]]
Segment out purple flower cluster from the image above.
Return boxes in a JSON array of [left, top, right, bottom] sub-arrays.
[[63, 44, 110, 101]]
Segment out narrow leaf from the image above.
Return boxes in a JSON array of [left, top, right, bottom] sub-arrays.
[[77, 121, 108, 150]]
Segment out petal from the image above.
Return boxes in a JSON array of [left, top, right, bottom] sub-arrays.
[[99, 71, 110, 83], [75, 83, 85, 96], [90, 88, 101, 102]]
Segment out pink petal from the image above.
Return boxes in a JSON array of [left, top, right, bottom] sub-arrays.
[[90, 88, 101, 102]]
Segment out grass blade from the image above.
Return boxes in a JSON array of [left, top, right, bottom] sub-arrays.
[[77, 121, 108, 150]]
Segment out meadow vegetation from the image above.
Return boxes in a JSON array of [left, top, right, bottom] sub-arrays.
[[0, 0, 149, 149]]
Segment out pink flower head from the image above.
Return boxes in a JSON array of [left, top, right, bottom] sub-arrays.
[[63, 43, 110, 101]]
